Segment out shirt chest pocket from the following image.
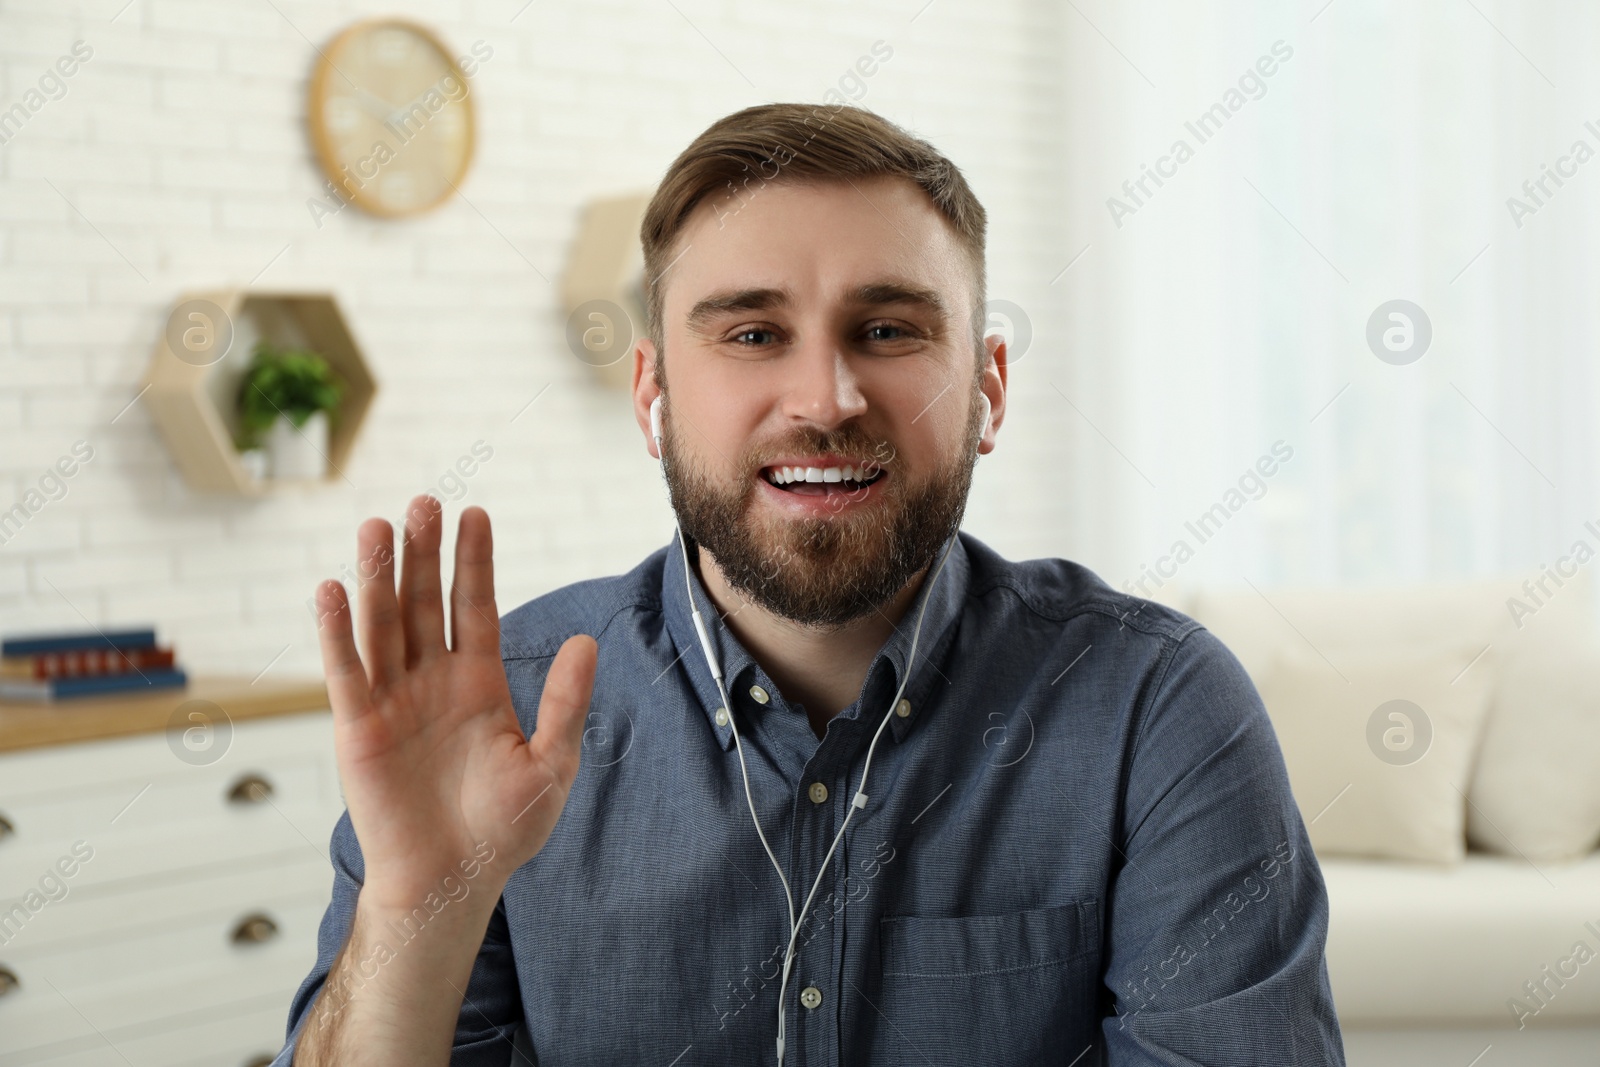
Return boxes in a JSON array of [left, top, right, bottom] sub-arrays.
[[866, 899, 1101, 1067]]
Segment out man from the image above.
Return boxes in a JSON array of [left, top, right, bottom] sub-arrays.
[[278, 103, 1345, 1065]]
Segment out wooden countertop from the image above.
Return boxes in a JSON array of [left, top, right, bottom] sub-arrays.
[[0, 675, 330, 753]]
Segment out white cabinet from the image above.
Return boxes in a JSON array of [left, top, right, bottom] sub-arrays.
[[0, 710, 342, 1066]]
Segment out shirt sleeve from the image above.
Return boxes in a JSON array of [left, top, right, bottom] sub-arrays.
[[264, 810, 528, 1066], [1101, 625, 1347, 1065]]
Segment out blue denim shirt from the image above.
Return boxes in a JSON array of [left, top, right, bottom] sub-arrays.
[[272, 530, 1344, 1066]]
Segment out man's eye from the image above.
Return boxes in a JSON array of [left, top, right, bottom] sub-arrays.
[[864, 323, 910, 342], [730, 328, 778, 346]]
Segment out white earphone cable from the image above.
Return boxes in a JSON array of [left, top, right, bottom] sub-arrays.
[[676, 524, 799, 965], [764, 530, 957, 1065], [676, 522, 958, 1065]]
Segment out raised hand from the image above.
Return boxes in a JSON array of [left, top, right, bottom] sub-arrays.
[[313, 494, 597, 910]]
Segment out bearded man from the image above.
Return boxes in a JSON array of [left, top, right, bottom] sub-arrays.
[[278, 103, 1345, 1067]]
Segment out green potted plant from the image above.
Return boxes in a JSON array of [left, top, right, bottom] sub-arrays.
[[235, 339, 345, 481]]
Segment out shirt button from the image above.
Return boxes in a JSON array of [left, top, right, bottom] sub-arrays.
[[749, 685, 770, 704], [895, 698, 911, 718], [714, 707, 729, 726], [800, 985, 823, 1010], [808, 782, 828, 804]]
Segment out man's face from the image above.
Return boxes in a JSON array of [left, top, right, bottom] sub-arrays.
[[634, 175, 1005, 628]]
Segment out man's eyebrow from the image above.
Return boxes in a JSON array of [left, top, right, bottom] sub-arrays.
[[685, 287, 791, 332], [846, 282, 949, 323], [683, 282, 949, 332]]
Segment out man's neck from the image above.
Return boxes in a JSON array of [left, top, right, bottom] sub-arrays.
[[693, 544, 929, 739]]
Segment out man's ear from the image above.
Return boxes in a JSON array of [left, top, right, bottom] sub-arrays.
[[632, 337, 663, 460], [978, 331, 1007, 456]]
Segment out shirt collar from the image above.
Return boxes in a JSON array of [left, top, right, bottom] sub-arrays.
[[659, 528, 971, 750]]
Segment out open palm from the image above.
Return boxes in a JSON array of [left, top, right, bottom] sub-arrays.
[[313, 495, 596, 911]]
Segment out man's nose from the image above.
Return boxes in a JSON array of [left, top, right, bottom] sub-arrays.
[[784, 338, 867, 430]]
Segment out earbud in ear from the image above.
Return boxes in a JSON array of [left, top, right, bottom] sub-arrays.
[[649, 396, 663, 455], [976, 393, 991, 452]]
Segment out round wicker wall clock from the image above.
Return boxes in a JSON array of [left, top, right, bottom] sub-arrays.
[[307, 19, 476, 217]]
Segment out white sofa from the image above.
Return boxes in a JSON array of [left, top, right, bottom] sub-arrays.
[[1322, 853, 1600, 1065], [1168, 573, 1600, 1066]]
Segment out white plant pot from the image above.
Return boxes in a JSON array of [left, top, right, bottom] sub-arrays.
[[237, 447, 269, 482], [265, 410, 330, 481]]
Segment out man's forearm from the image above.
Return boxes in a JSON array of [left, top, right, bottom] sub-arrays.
[[293, 887, 504, 1066]]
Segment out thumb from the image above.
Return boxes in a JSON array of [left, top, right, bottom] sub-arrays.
[[529, 634, 598, 788]]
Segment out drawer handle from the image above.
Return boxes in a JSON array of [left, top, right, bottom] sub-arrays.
[[231, 913, 279, 945], [0, 814, 13, 841], [0, 966, 18, 997], [227, 774, 275, 805]]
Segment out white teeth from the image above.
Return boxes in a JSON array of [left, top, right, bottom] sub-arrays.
[[766, 464, 882, 486]]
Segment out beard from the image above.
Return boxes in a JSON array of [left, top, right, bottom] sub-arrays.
[[660, 393, 981, 629]]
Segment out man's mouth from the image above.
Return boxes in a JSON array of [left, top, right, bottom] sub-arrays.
[[760, 462, 887, 496]]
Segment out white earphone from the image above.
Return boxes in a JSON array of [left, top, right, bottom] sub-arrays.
[[648, 391, 976, 1065]]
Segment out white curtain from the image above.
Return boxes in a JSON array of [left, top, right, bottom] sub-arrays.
[[1051, 0, 1600, 600]]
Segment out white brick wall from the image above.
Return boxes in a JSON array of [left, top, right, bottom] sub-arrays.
[[0, 0, 1073, 678]]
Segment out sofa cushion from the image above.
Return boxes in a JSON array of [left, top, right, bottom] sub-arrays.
[[1322, 851, 1600, 1023], [1468, 638, 1600, 861], [1189, 574, 1590, 684], [1255, 644, 1495, 863]]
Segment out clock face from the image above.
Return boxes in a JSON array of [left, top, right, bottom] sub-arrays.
[[308, 20, 475, 217]]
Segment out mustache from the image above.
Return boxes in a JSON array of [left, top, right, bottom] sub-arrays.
[[742, 427, 898, 475]]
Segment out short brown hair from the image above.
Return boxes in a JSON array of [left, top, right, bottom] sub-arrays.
[[640, 102, 988, 360]]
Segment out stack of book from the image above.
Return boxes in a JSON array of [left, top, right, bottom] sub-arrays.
[[0, 627, 188, 702]]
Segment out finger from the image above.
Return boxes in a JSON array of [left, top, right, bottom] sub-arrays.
[[355, 517, 405, 687], [397, 494, 448, 668], [313, 578, 375, 726], [528, 634, 598, 788], [450, 506, 500, 657]]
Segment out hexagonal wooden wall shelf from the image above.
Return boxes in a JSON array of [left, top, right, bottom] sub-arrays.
[[140, 290, 378, 495], [561, 190, 651, 390]]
